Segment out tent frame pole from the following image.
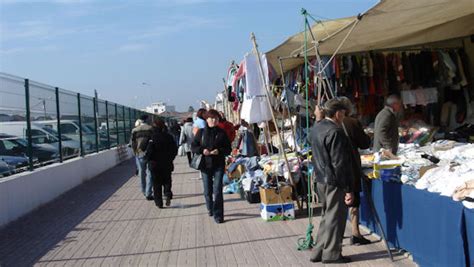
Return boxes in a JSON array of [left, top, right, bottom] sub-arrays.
[[250, 32, 296, 189]]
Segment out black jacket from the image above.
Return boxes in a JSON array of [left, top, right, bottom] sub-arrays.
[[191, 126, 231, 170], [147, 129, 178, 171], [342, 117, 371, 192], [310, 119, 354, 192]]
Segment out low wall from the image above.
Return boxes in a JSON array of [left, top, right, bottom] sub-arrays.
[[0, 147, 133, 228]]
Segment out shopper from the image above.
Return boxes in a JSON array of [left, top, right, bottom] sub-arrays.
[[147, 119, 178, 208], [373, 94, 402, 155], [180, 117, 194, 165], [309, 98, 354, 264], [191, 109, 231, 224], [130, 114, 154, 200], [340, 97, 372, 245], [217, 111, 236, 143], [193, 108, 207, 136]]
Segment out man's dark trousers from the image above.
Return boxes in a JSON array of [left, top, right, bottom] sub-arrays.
[[151, 168, 172, 204], [311, 182, 348, 261]]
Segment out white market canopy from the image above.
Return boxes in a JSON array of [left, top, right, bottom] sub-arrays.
[[267, 0, 474, 73]]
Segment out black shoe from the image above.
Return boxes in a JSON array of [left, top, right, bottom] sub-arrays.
[[146, 196, 154, 201], [351, 235, 371, 245], [214, 217, 224, 224], [309, 254, 321, 263], [208, 211, 213, 217], [165, 197, 171, 207], [155, 200, 163, 208], [322, 256, 351, 264]]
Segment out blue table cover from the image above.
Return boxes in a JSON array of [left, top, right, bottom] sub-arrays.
[[359, 179, 467, 267], [464, 207, 474, 266]]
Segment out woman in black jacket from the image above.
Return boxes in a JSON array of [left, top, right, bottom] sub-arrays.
[[147, 119, 178, 208], [191, 109, 231, 223]]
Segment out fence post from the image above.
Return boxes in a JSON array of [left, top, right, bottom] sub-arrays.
[[55, 87, 63, 162], [115, 103, 119, 145], [122, 105, 126, 144], [128, 107, 132, 142], [24, 79, 34, 171], [77, 93, 84, 157], [93, 97, 99, 153], [105, 101, 111, 149]]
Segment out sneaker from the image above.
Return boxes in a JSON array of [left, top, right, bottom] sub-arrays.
[[146, 196, 154, 201], [322, 256, 351, 264], [214, 217, 224, 224], [351, 235, 371, 245], [165, 197, 171, 207]]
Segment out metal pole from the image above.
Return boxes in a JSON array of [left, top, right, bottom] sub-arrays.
[[128, 107, 132, 144], [55, 87, 63, 162], [24, 79, 34, 171], [93, 97, 99, 153], [77, 93, 84, 157], [105, 101, 111, 149], [122, 105, 126, 145], [115, 104, 119, 145]]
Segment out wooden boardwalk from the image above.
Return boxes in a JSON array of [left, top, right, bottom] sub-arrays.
[[0, 157, 416, 266]]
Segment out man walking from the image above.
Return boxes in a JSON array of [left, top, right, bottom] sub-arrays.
[[309, 99, 354, 264], [373, 94, 402, 155], [131, 114, 154, 200]]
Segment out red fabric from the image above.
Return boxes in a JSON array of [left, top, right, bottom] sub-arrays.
[[218, 121, 236, 142]]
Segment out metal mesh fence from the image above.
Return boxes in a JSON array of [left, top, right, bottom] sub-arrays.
[[0, 72, 155, 178]]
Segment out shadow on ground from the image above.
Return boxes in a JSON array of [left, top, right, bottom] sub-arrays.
[[0, 159, 135, 267]]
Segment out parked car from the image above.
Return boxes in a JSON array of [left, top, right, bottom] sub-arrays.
[[38, 120, 115, 150], [0, 160, 14, 177], [0, 121, 80, 157], [0, 133, 58, 164], [0, 155, 32, 171]]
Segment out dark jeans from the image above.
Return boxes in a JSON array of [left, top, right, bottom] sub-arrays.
[[186, 152, 192, 165], [201, 168, 224, 220], [150, 166, 173, 205]]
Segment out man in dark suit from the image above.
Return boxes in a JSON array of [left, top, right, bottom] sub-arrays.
[[373, 94, 402, 155], [309, 99, 355, 264], [340, 97, 372, 245]]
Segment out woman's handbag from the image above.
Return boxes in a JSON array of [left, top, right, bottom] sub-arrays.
[[190, 130, 205, 170], [190, 154, 203, 170]]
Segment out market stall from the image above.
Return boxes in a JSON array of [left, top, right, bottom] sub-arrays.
[[219, 0, 474, 265]]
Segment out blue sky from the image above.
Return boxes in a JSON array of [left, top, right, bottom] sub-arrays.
[[0, 0, 377, 111]]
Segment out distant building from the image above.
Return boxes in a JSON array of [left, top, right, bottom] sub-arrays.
[[144, 102, 176, 114]]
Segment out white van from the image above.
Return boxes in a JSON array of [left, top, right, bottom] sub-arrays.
[[0, 121, 80, 157], [36, 120, 98, 150]]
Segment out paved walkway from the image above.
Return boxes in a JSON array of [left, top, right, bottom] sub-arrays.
[[0, 157, 416, 266]]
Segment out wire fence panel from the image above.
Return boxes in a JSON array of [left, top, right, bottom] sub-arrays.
[[0, 74, 29, 175], [0, 72, 154, 179], [97, 100, 109, 150], [116, 104, 125, 145], [57, 89, 81, 159], [107, 102, 118, 148], [28, 80, 62, 165], [80, 95, 96, 155]]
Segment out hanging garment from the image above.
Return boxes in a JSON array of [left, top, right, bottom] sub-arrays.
[[239, 130, 259, 157], [240, 95, 272, 124]]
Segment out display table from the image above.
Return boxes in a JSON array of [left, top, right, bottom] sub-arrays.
[[359, 179, 469, 267]]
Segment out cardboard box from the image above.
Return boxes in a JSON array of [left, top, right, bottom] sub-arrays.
[[229, 165, 245, 180], [260, 203, 295, 221], [259, 185, 292, 205]]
